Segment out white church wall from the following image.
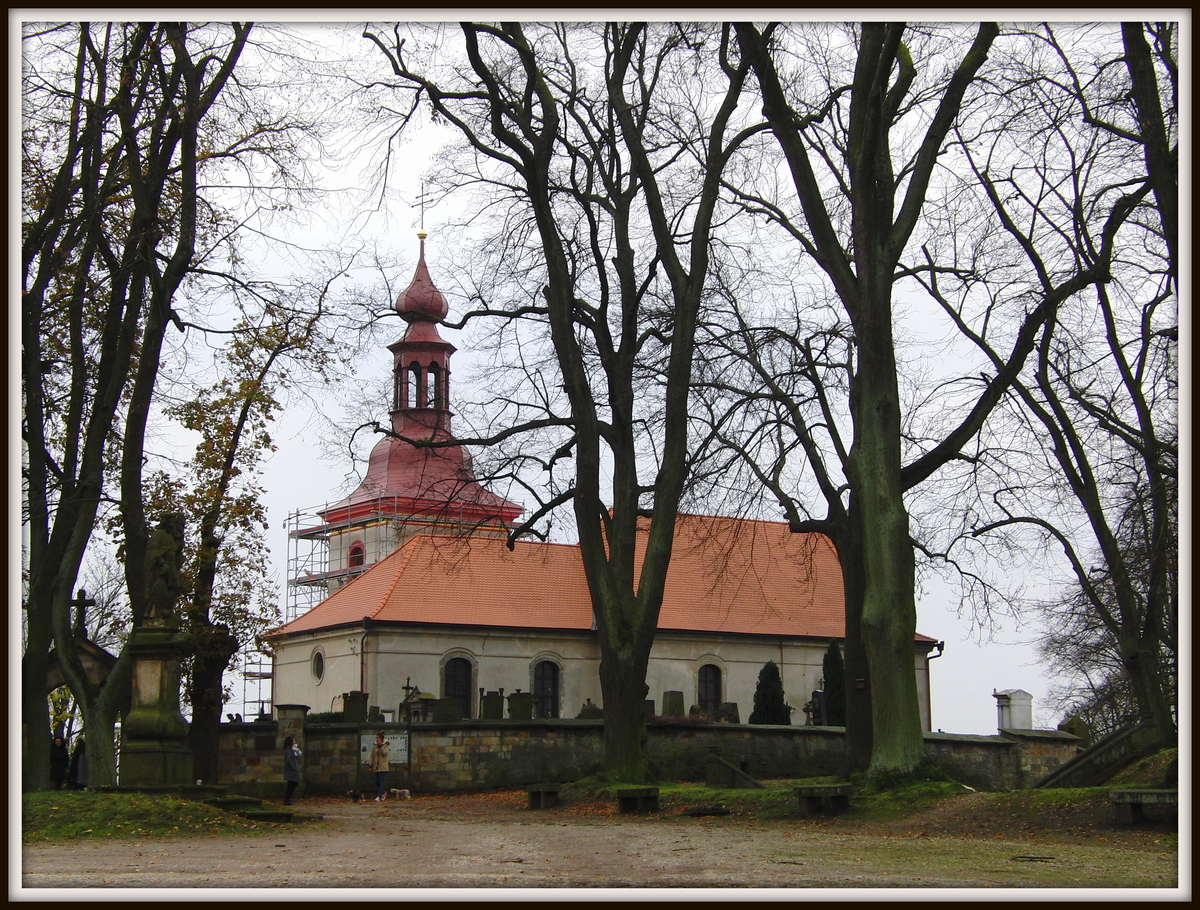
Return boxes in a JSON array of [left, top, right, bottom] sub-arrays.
[[273, 626, 933, 730], [272, 629, 362, 715], [364, 627, 603, 718], [646, 634, 829, 720]]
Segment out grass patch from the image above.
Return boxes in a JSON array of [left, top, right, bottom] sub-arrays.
[[23, 791, 266, 843], [848, 779, 975, 821], [985, 786, 1112, 812], [1108, 747, 1177, 788]]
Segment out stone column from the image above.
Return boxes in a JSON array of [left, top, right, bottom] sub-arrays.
[[276, 704, 310, 751], [119, 625, 195, 787]]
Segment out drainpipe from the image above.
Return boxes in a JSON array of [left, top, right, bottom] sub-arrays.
[[360, 617, 372, 698]]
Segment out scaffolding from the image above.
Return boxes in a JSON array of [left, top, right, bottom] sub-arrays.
[[238, 497, 518, 719], [236, 503, 342, 720]]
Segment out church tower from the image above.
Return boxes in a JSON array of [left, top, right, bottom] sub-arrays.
[[287, 233, 523, 605]]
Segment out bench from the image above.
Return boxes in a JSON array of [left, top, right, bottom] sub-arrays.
[[794, 784, 853, 817], [617, 787, 660, 813], [526, 783, 560, 809], [1110, 789, 1177, 824]]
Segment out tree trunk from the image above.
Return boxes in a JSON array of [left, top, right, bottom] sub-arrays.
[[847, 267, 927, 780], [839, 499, 873, 774], [597, 642, 652, 782], [1121, 635, 1177, 746], [187, 623, 239, 783], [22, 639, 53, 792]]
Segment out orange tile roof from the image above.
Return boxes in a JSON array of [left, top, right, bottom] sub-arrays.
[[271, 514, 931, 642]]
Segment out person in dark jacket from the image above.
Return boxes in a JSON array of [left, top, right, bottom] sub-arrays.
[[68, 738, 87, 790], [49, 736, 70, 790], [282, 736, 302, 805]]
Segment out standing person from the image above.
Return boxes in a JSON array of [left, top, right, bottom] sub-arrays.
[[282, 736, 302, 805], [68, 738, 87, 790], [49, 736, 70, 790], [367, 731, 390, 802]]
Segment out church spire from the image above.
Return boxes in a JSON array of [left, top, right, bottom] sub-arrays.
[[395, 231, 449, 323]]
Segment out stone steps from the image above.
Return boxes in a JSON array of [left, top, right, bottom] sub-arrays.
[[204, 796, 322, 824]]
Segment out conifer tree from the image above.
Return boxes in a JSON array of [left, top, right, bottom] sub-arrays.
[[823, 641, 847, 727], [748, 660, 791, 725]]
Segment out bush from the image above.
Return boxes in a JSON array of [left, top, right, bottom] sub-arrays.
[[748, 660, 792, 724]]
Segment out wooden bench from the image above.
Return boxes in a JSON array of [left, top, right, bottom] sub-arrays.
[[1110, 789, 1177, 824], [617, 787, 660, 813], [526, 783, 560, 809], [794, 784, 853, 816]]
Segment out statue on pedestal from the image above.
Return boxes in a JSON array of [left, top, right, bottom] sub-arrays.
[[120, 512, 195, 788]]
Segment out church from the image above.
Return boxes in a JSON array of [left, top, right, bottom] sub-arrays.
[[266, 235, 939, 727]]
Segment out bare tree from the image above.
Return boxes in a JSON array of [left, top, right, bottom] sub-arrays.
[[21, 21, 337, 788], [727, 22, 1004, 779], [362, 22, 754, 781], [939, 23, 1178, 744]]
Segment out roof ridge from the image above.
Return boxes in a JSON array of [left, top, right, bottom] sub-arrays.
[[369, 535, 421, 619]]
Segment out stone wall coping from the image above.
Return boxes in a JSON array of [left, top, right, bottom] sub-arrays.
[[649, 722, 845, 735], [999, 728, 1082, 741], [923, 732, 1018, 745]]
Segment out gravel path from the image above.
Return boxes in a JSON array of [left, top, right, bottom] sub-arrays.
[[19, 792, 1180, 892]]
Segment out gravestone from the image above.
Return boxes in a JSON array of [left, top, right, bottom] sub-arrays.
[[431, 698, 465, 723], [576, 698, 603, 719], [119, 514, 195, 787], [507, 690, 534, 720], [342, 691, 368, 723], [644, 699, 655, 718], [716, 702, 740, 724], [480, 690, 505, 720], [1058, 715, 1092, 748], [662, 690, 685, 717]]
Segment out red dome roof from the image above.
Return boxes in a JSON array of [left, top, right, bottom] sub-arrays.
[[395, 232, 448, 322]]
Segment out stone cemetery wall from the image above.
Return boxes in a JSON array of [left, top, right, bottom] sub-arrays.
[[216, 718, 1080, 796]]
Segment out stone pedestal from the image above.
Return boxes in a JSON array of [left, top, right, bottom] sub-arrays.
[[119, 625, 194, 787]]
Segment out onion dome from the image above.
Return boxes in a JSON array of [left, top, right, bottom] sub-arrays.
[[395, 231, 448, 322]]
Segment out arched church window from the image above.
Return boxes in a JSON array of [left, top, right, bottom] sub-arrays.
[[393, 364, 404, 410], [444, 657, 472, 717], [407, 361, 421, 409], [698, 664, 721, 720], [412, 359, 428, 408], [533, 661, 560, 719], [427, 362, 442, 410], [348, 543, 365, 568]]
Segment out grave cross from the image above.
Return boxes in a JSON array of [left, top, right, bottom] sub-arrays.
[[70, 589, 96, 637]]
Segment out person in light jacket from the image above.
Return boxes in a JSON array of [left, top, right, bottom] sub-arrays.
[[367, 731, 390, 802], [282, 736, 302, 805]]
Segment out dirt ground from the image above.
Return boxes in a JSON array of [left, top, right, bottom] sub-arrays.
[[20, 789, 1181, 892]]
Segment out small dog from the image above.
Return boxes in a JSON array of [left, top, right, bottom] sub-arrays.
[[388, 788, 412, 800], [347, 790, 362, 803]]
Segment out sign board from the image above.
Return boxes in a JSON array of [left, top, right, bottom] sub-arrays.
[[360, 731, 409, 764]]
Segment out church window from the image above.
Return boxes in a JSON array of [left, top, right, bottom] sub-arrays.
[[311, 650, 325, 683], [444, 657, 472, 717], [348, 543, 365, 568], [428, 362, 442, 409], [407, 361, 421, 408], [411, 359, 427, 408], [533, 660, 560, 719], [698, 664, 721, 719]]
